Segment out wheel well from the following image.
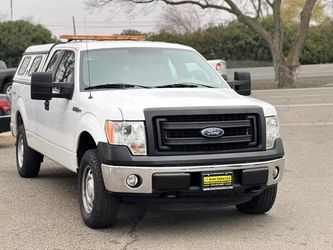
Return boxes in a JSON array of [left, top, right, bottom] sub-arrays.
[[17, 112, 23, 127], [77, 132, 97, 169]]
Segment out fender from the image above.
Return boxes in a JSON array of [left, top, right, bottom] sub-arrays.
[[13, 96, 28, 135], [74, 111, 108, 153]]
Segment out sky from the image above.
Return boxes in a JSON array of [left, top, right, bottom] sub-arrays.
[[0, 0, 163, 37], [0, 0, 233, 38]]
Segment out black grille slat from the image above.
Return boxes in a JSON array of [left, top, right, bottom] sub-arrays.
[[165, 114, 248, 123], [161, 120, 252, 130], [165, 127, 250, 138], [163, 135, 253, 145]]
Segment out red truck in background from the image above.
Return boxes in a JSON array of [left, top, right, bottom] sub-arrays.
[[0, 94, 10, 133]]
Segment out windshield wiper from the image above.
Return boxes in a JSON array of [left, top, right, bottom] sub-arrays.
[[84, 83, 149, 90], [155, 82, 214, 88]]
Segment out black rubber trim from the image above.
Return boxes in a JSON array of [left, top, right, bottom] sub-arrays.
[[115, 185, 270, 206], [152, 173, 191, 191], [97, 138, 284, 167], [241, 168, 268, 186]]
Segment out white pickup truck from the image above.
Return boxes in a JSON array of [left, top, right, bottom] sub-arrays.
[[11, 35, 284, 228]]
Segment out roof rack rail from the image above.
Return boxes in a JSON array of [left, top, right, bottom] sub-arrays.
[[59, 34, 145, 41]]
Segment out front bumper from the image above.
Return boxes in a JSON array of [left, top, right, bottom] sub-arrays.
[[101, 157, 285, 194]]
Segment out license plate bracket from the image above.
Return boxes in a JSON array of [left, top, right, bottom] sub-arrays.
[[201, 171, 233, 191]]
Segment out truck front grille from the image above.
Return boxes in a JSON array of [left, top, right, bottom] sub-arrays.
[[144, 108, 265, 156]]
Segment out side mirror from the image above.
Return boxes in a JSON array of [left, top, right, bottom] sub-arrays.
[[31, 72, 74, 100], [227, 71, 251, 96]]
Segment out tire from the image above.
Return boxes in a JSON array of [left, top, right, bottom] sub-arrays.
[[236, 184, 278, 214], [78, 149, 120, 229], [3, 82, 12, 99], [16, 124, 44, 178]]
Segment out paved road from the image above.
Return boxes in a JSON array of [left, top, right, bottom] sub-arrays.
[[1, 87, 333, 249], [227, 64, 333, 89], [227, 64, 333, 81]]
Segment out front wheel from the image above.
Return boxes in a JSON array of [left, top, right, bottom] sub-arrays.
[[78, 149, 119, 229], [236, 184, 278, 214]]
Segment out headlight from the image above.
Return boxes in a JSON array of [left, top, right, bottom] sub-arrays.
[[105, 121, 146, 155], [266, 116, 280, 150]]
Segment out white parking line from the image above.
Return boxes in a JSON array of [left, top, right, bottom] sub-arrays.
[[260, 94, 330, 99], [253, 87, 333, 93], [276, 103, 333, 108], [281, 122, 333, 127]]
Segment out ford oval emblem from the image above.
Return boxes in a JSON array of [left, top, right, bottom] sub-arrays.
[[201, 127, 225, 138]]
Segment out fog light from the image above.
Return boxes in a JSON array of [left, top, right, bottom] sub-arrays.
[[273, 167, 280, 179], [126, 174, 140, 188]]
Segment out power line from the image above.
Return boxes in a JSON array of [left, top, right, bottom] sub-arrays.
[[46, 24, 156, 28], [42, 20, 157, 25], [10, 0, 13, 20]]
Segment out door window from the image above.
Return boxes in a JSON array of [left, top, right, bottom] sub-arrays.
[[54, 51, 75, 83], [46, 51, 62, 73]]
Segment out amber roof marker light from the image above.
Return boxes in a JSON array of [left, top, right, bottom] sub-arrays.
[[59, 34, 146, 41]]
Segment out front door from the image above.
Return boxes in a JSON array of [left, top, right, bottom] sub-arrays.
[[34, 49, 77, 169]]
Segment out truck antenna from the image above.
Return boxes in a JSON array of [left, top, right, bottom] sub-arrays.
[[84, 16, 93, 99]]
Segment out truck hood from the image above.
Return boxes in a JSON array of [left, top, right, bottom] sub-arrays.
[[90, 88, 276, 120]]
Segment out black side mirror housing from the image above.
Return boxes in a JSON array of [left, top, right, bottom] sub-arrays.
[[31, 72, 74, 100], [227, 71, 251, 96]]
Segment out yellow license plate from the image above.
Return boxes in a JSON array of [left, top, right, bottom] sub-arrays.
[[202, 172, 233, 191]]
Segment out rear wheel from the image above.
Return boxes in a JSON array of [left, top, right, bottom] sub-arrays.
[[16, 124, 44, 178], [78, 149, 119, 228], [236, 185, 278, 214]]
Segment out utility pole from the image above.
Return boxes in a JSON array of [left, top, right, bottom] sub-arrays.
[[72, 16, 77, 35], [10, 0, 13, 20]]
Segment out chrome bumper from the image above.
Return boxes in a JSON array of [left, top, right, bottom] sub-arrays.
[[101, 158, 285, 194]]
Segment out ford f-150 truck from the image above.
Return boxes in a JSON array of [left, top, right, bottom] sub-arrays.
[[10, 35, 284, 229]]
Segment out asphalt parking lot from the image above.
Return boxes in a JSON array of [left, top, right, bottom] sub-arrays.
[[0, 87, 332, 249]]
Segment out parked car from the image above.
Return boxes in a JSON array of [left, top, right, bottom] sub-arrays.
[[0, 60, 16, 98], [0, 94, 11, 134], [11, 35, 284, 229], [0, 60, 7, 69], [208, 59, 227, 80]]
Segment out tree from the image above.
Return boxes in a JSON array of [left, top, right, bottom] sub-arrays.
[[159, 6, 201, 33], [0, 20, 56, 67], [87, 0, 320, 88], [282, 0, 326, 23], [121, 29, 144, 35]]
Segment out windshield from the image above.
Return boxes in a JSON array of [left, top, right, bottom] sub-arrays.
[[80, 47, 228, 90]]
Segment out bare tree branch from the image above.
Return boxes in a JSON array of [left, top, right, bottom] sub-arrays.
[[287, 0, 318, 65]]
